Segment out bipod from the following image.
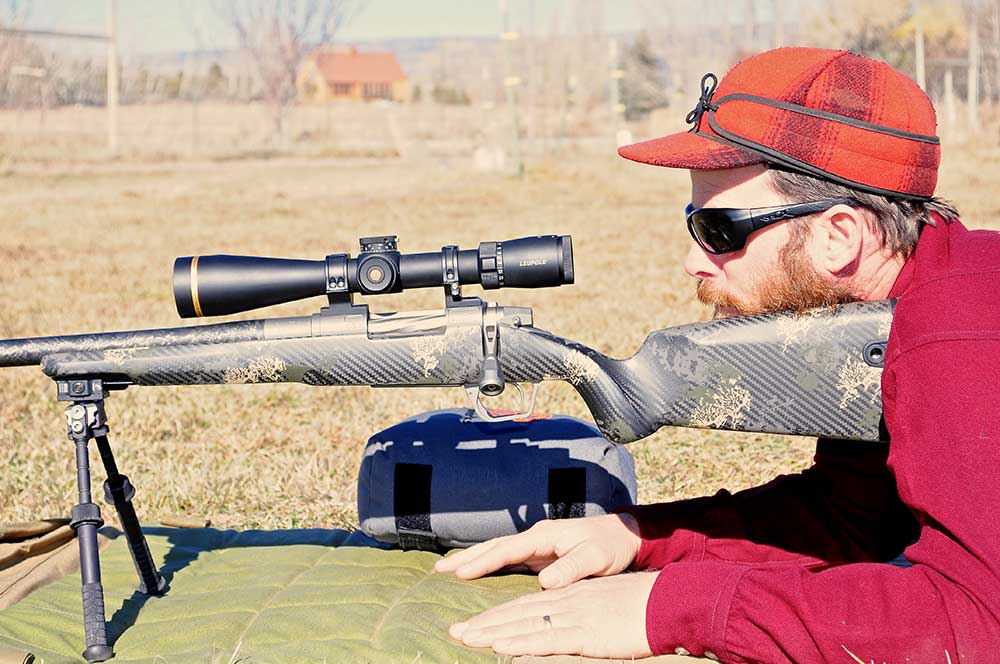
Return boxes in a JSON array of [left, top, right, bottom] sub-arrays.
[[59, 378, 166, 663]]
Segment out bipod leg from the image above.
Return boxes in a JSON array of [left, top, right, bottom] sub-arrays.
[[94, 432, 166, 596], [65, 402, 114, 663]]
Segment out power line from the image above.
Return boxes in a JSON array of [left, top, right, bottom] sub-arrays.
[[0, 26, 109, 42]]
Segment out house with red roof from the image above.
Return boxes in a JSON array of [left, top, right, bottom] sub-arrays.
[[297, 46, 410, 103]]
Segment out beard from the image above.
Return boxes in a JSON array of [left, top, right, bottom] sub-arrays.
[[697, 233, 858, 317]]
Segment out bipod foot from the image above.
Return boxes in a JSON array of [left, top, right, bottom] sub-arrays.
[[83, 644, 114, 663]]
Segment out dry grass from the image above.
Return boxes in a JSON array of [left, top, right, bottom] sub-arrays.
[[0, 101, 598, 166], [0, 123, 998, 531]]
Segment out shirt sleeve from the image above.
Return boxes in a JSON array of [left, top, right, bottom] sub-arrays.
[[640, 333, 1000, 662], [618, 438, 917, 570]]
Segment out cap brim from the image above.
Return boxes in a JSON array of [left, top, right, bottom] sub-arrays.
[[618, 130, 765, 170]]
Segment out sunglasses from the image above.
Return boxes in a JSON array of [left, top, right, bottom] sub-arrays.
[[685, 198, 860, 255]]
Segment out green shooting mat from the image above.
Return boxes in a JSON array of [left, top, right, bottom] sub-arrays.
[[0, 526, 693, 664]]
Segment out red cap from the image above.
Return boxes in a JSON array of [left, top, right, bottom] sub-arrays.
[[618, 47, 940, 200]]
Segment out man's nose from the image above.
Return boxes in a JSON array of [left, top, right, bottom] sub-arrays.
[[684, 241, 720, 279]]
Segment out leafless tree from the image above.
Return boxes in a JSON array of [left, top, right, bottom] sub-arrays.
[[214, 0, 365, 141]]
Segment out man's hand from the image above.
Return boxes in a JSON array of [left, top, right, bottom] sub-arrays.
[[433, 513, 643, 589], [448, 571, 658, 658]]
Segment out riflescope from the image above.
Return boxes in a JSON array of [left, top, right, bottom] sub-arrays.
[[174, 235, 574, 318]]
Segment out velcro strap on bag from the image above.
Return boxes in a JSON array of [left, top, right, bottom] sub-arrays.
[[547, 467, 586, 520], [393, 463, 438, 551]]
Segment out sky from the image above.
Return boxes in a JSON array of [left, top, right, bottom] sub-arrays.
[[22, 1, 646, 55]]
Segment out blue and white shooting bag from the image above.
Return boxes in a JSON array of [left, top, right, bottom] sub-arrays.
[[357, 409, 638, 550]]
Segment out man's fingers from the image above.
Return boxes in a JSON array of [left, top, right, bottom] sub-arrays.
[[456, 615, 556, 648], [450, 534, 556, 580], [492, 627, 584, 657], [463, 588, 574, 630], [537, 542, 607, 589], [434, 539, 499, 573]]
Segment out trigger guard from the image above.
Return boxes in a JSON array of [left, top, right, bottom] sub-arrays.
[[464, 382, 538, 422]]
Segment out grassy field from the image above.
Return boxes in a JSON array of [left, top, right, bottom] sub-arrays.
[[1, 137, 998, 531], [0, 101, 617, 166]]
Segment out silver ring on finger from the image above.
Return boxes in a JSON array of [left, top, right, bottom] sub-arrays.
[[542, 614, 553, 629]]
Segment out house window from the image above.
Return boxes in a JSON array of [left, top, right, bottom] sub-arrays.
[[332, 83, 352, 96], [363, 82, 391, 99]]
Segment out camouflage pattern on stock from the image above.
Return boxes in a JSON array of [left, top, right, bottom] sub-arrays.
[[0, 298, 894, 444]]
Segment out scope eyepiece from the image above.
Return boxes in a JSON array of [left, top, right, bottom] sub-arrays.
[[174, 235, 573, 318]]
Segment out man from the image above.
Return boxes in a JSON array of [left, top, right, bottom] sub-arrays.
[[434, 47, 1000, 662]]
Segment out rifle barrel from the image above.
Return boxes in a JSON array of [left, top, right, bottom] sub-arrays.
[[0, 320, 266, 368]]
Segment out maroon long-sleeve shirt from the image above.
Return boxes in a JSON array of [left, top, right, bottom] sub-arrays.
[[625, 218, 1000, 662]]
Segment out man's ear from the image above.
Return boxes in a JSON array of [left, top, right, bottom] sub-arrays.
[[813, 205, 866, 277]]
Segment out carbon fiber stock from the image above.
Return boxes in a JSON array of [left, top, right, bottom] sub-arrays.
[[25, 299, 894, 444]]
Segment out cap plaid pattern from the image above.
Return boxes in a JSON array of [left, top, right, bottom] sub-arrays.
[[618, 47, 941, 200]]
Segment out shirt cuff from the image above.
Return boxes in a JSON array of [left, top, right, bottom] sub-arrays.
[[634, 528, 701, 570], [645, 561, 748, 659], [613, 504, 704, 570]]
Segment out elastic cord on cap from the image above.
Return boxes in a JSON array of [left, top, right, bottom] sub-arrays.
[[694, 92, 939, 201]]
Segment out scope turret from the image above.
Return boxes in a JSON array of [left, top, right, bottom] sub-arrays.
[[173, 235, 573, 318]]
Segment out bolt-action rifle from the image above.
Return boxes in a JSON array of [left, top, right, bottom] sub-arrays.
[[0, 234, 892, 662]]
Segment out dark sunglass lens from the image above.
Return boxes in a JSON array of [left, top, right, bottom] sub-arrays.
[[689, 210, 738, 254]]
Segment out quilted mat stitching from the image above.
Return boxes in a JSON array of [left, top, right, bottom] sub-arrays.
[[368, 564, 442, 649], [227, 546, 339, 651]]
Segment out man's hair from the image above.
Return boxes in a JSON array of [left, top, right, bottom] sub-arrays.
[[767, 166, 960, 258]]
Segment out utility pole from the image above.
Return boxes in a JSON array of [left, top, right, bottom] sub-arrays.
[[773, 0, 784, 48], [499, 0, 523, 177], [744, 0, 756, 51], [558, 72, 575, 151], [721, 0, 733, 60], [944, 67, 956, 126], [189, 10, 207, 157], [107, 0, 120, 157], [968, 6, 980, 129], [527, 0, 537, 146], [608, 39, 625, 147], [914, 0, 926, 90], [993, 2, 1000, 115]]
